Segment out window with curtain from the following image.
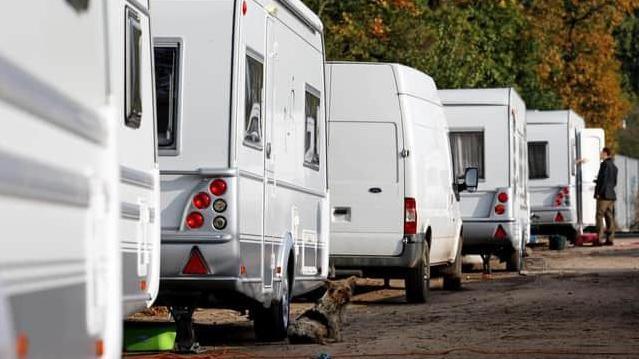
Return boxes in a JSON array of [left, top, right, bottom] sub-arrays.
[[528, 141, 549, 179], [449, 131, 485, 179]]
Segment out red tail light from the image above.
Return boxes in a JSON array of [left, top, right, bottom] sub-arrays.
[[192, 192, 211, 209], [186, 212, 204, 229], [497, 192, 509, 203], [554, 212, 564, 222], [182, 247, 210, 275], [562, 187, 570, 194], [210, 179, 228, 196], [494, 225, 508, 240], [494, 204, 506, 215], [404, 197, 417, 235]]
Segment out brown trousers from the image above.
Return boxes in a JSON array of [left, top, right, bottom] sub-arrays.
[[596, 199, 615, 242]]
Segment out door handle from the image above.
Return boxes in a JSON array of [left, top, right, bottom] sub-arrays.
[[368, 187, 382, 194], [266, 143, 272, 159]]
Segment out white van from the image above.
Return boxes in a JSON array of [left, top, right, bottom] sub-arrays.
[[440, 88, 529, 272], [151, 0, 329, 348], [0, 0, 121, 357], [327, 62, 477, 303], [526, 110, 605, 240]]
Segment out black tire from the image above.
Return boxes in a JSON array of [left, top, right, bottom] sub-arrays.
[[506, 247, 522, 272], [253, 272, 290, 341], [405, 241, 430, 303], [443, 235, 463, 291]]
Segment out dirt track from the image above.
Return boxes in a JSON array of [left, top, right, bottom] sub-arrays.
[[127, 238, 639, 359]]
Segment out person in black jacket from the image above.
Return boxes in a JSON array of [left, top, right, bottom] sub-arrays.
[[594, 147, 618, 245]]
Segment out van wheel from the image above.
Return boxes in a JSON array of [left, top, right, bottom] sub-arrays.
[[506, 248, 522, 272], [443, 235, 463, 291], [253, 273, 290, 341], [405, 241, 430, 303]]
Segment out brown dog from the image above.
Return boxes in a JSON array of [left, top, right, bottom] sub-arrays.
[[287, 276, 356, 344]]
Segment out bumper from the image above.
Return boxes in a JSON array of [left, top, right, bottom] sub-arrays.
[[331, 236, 423, 279], [157, 231, 256, 308], [530, 207, 575, 226], [461, 220, 518, 255]]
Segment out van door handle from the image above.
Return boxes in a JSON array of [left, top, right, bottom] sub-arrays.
[[266, 143, 272, 159], [369, 187, 382, 194]]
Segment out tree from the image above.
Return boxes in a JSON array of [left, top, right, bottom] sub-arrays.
[[524, 0, 638, 147], [303, 0, 434, 70]]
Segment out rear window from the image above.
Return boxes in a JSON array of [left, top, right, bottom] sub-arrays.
[[449, 131, 485, 179], [154, 42, 181, 150], [528, 141, 549, 179]]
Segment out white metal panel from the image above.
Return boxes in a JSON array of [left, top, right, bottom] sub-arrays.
[[439, 88, 511, 106], [329, 121, 403, 255], [401, 95, 457, 263], [153, 0, 234, 170], [579, 128, 605, 227]]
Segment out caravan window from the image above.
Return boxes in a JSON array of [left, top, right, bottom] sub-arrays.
[[449, 131, 485, 179], [304, 88, 321, 170], [528, 141, 549, 179], [125, 8, 143, 129], [244, 54, 263, 148], [154, 42, 181, 150]]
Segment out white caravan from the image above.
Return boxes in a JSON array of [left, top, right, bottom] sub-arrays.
[[0, 0, 122, 358], [526, 110, 605, 241], [327, 62, 478, 303], [440, 88, 529, 272], [614, 155, 639, 231], [108, 0, 161, 317], [151, 0, 329, 348]]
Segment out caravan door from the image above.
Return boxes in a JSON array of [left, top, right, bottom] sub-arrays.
[[578, 129, 605, 228]]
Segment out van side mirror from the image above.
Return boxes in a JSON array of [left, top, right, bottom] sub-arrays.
[[457, 167, 479, 193]]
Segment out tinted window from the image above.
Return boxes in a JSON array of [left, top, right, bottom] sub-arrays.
[[304, 89, 321, 170], [154, 44, 181, 149], [449, 131, 485, 179], [125, 8, 142, 129], [244, 54, 263, 147], [528, 141, 549, 179]]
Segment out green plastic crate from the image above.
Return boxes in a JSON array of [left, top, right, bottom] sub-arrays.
[[124, 322, 176, 352]]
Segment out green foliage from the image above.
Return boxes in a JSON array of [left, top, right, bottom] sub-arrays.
[[303, 0, 637, 148]]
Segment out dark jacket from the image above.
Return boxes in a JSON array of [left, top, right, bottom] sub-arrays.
[[594, 158, 617, 200]]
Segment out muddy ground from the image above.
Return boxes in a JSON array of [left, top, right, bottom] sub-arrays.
[[127, 238, 639, 359]]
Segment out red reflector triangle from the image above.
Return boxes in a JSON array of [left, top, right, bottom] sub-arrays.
[[494, 225, 508, 240], [183, 247, 209, 275], [554, 212, 564, 222]]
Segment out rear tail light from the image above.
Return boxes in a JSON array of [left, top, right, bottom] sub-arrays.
[[209, 179, 227, 196], [186, 212, 204, 229], [212, 216, 227, 230], [554, 187, 570, 207], [404, 197, 417, 235], [494, 204, 506, 215], [494, 225, 508, 240], [182, 247, 210, 275], [554, 212, 564, 222], [192, 192, 211, 209], [497, 192, 509, 203], [213, 199, 227, 213]]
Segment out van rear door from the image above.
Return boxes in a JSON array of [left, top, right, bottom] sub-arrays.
[[578, 129, 605, 227], [329, 121, 404, 256]]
